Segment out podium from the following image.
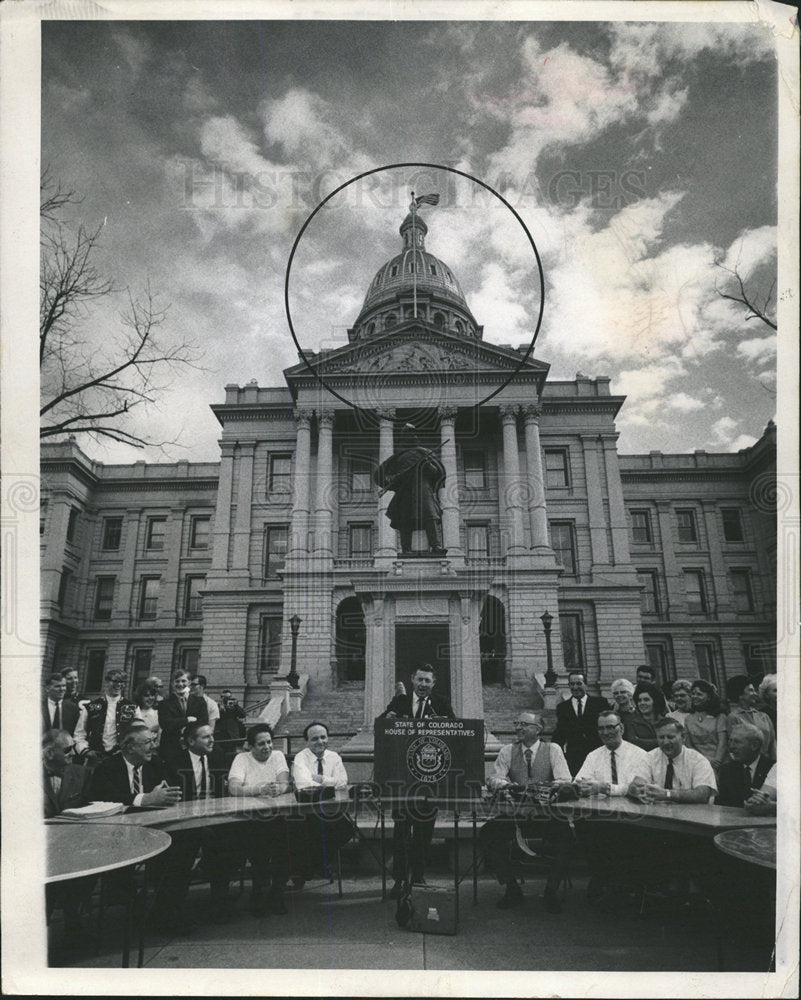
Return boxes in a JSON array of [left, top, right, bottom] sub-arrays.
[[373, 717, 485, 800]]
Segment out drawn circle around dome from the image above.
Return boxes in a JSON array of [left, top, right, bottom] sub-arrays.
[[406, 735, 452, 784], [284, 162, 545, 421]]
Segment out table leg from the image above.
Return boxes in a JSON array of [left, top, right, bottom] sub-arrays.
[[380, 805, 386, 901], [472, 810, 478, 905], [137, 862, 149, 968], [453, 808, 460, 927]]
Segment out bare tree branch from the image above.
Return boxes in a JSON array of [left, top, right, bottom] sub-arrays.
[[40, 171, 204, 449], [715, 260, 777, 331]]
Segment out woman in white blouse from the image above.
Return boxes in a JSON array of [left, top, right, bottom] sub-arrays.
[[227, 723, 291, 915], [134, 680, 161, 747]]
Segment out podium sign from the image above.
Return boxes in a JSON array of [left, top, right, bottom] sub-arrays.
[[373, 718, 485, 799]]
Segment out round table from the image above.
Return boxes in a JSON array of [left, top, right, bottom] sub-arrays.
[[713, 826, 776, 869], [47, 824, 171, 882]]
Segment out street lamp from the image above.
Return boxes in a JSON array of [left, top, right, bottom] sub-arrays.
[[287, 614, 301, 689], [540, 610, 556, 688]]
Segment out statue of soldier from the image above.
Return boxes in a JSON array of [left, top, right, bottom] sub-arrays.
[[374, 425, 447, 556]]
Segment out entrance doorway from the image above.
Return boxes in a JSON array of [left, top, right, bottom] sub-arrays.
[[394, 623, 451, 701]]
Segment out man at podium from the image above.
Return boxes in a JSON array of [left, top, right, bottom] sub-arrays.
[[378, 664, 455, 898]]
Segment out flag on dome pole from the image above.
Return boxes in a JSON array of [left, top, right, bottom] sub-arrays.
[[409, 192, 439, 317]]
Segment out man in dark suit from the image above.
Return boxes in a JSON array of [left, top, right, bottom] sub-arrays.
[[378, 664, 456, 898], [164, 721, 243, 921], [87, 722, 199, 929], [553, 671, 608, 776], [157, 669, 209, 757], [716, 723, 775, 808], [43, 728, 90, 818], [42, 673, 79, 735]]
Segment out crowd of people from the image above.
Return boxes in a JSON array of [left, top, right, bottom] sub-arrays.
[[43, 661, 779, 944]]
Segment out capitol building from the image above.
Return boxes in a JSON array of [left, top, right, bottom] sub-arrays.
[[40, 206, 777, 741]]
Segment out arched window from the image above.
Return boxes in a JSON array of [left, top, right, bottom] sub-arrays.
[[454, 320, 464, 335], [335, 597, 366, 683], [366, 322, 375, 337], [384, 313, 397, 329], [479, 595, 507, 686], [433, 312, 445, 328]]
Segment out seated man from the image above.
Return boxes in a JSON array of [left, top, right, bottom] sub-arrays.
[[74, 669, 138, 764], [628, 718, 717, 804], [292, 722, 352, 879], [378, 664, 456, 897], [165, 722, 244, 921], [479, 711, 572, 912], [43, 728, 90, 817], [87, 722, 198, 930], [717, 723, 776, 809]]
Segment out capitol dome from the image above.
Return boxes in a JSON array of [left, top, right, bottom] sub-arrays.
[[348, 209, 481, 341]]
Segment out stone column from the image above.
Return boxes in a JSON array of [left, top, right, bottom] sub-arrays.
[[439, 407, 463, 558], [702, 501, 732, 615], [160, 507, 185, 624], [114, 508, 141, 625], [601, 435, 632, 566], [522, 403, 549, 549], [656, 501, 681, 619], [288, 408, 313, 557], [376, 409, 396, 560], [581, 435, 611, 568], [313, 410, 334, 557], [500, 405, 526, 554], [231, 441, 255, 572], [211, 441, 236, 571]]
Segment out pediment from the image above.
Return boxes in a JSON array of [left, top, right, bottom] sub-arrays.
[[285, 327, 547, 381]]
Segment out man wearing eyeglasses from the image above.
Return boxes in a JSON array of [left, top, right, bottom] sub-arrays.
[[479, 711, 572, 912], [574, 711, 650, 797], [42, 729, 90, 818]]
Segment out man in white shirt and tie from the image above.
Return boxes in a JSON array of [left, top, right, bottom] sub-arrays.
[[292, 722, 353, 879], [629, 718, 717, 804], [480, 711, 572, 912], [574, 711, 651, 796]]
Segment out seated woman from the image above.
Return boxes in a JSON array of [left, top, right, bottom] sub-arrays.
[[667, 679, 693, 728], [625, 682, 668, 752], [134, 680, 161, 748], [227, 723, 291, 916], [684, 679, 728, 772]]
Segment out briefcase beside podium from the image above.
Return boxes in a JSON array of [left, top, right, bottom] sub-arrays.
[[396, 883, 458, 936]]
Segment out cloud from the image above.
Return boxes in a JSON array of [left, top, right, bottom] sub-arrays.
[[708, 415, 756, 451], [737, 336, 777, 363], [668, 392, 706, 412]]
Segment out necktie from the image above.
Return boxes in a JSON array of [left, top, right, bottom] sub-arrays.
[[200, 757, 208, 797], [664, 761, 675, 790], [317, 755, 324, 776], [744, 764, 753, 798], [53, 702, 61, 729], [415, 698, 427, 720], [524, 748, 533, 780], [180, 696, 187, 714], [610, 750, 618, 784], [575, 698, 583, 718], [132, 766, 142, 796]]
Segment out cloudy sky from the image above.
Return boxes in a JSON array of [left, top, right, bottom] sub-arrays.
[[41, 16, 779, 464]]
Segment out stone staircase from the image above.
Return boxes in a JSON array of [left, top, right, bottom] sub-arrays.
[[481, 684, 556, 738], [279, 684, 366, 752]]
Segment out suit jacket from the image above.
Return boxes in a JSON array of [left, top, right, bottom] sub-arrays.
[[378, 692, 456, 720], [716, 754, 773, 808], [164, 747, 230, 801], [553, 694, 608, 775], [42, 698, 79, 735], [43, 764, 91, 818], [157, 693, 209, 753], [87, 752, 180, 807]]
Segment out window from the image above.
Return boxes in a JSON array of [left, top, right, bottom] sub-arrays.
[[93, 576, 116, 620], [466, 523, 490, 560], [146, 517, 167, 551], [550, 522, 577, 575], [264, 526, 288, 579], [676, 509, 698, 543], [178, 647, 200, 675], [40, 499, 48, 537], [694, 642, 718, 685], [184, 575, 205, 620], [66, 508, 79, 543], [348, 523, 373, 559], [683, 569, 708, 613], [721, 508, 744, 542], [433, 311, 445, 328], [138, 577, 160, 620], [544, 449, 570, 488], [630, 510, 652, 545], [742, 640, 770, 678], [429, 264, 437, 276], [463, 450, 486, 489], [730, 569, 754, 612], [637, 570, 661, 615], [57, 568, 72, 612], [560, 613, 585, 673], [645, 642, 674, 684], [390, 265, 398, 277], [269, 454, 292, 496], [190, 516, 210, 550], [259, 615, 283, 675], [350, 456, 373, 494], [131, 648, 153, 690], [102, 517, 123, 551], [85, 649, 107, 692]]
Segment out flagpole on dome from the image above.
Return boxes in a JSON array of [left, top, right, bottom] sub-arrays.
[[410, 190, 418, 318]]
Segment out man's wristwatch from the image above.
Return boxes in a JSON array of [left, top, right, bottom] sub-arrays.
[[666, 789, 672, 801]]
